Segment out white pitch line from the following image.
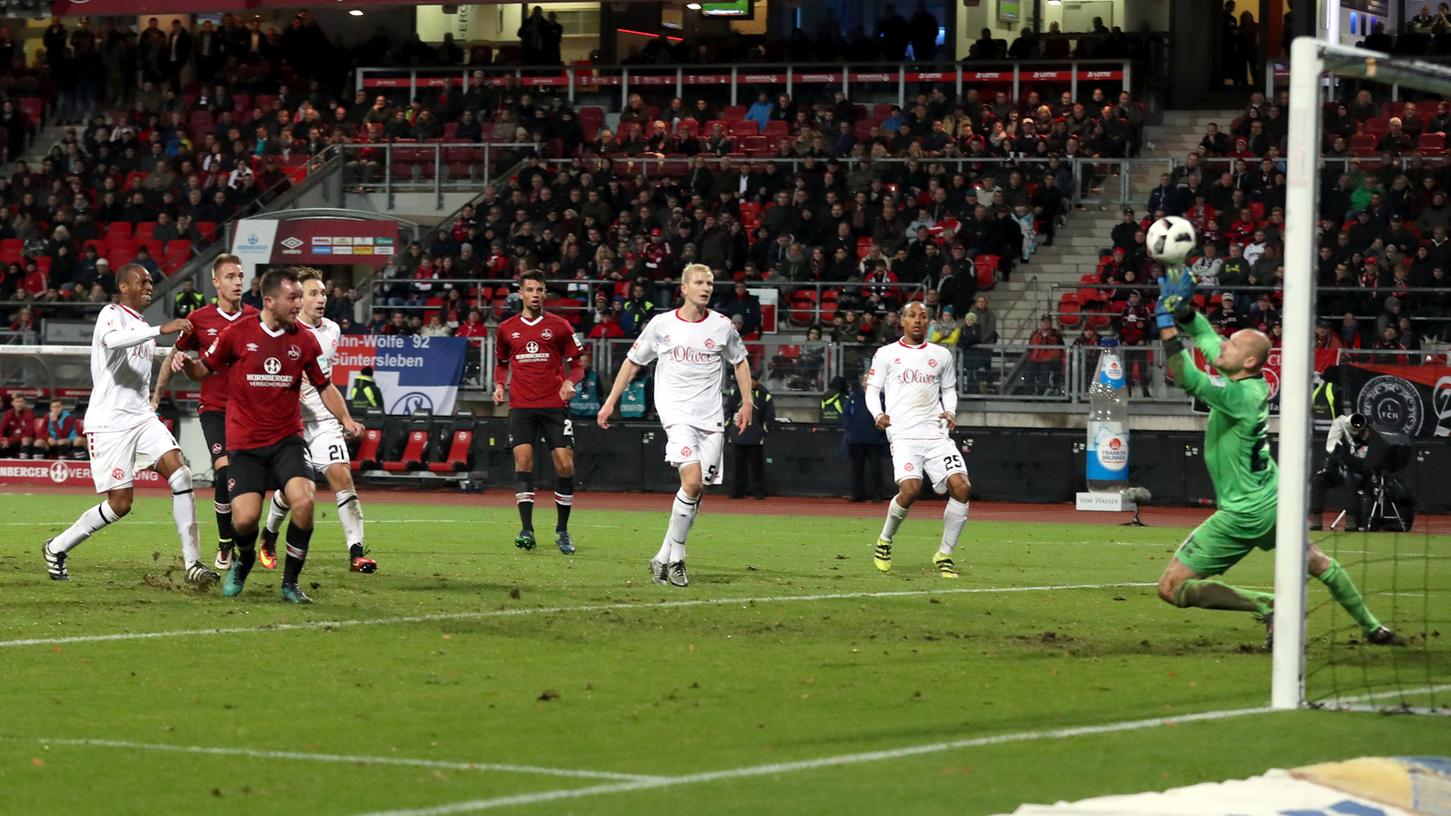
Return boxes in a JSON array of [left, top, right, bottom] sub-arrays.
[[0, 582, 1153, 650], [352, 683, 1451, 816], [22, 737, 660, 783]]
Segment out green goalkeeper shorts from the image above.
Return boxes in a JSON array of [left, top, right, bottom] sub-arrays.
[[1174, 505, 1278, 577]]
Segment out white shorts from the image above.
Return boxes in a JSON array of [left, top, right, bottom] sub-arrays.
[[664, 424, 725, 486], [85, 419, 180, 494], [889, 436, 968, 493], [304, 419, 350, 471]]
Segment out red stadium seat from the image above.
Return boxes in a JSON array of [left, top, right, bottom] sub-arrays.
[[976, 255, 1000, 290], [353, 427, 384, 471], [729, 120, 759, 137], [382, 427, 430, 472], [427, 415, 475, 474], [1057, 293, 1082, 329]]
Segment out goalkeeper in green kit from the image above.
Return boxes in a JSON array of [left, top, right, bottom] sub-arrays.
[[1152, 266, 1395, 646]]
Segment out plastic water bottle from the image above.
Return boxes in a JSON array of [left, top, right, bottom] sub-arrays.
[[1086, 348, 1130, 492]]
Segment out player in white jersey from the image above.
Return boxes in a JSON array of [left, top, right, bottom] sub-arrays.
[[42, 263, 219, 586], [259, 268, 376, 573], [597, 264, 752, 587], [865, 301, 971, 579]]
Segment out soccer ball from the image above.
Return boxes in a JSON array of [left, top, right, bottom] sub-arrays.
[[1146, 216, 1197, 265]]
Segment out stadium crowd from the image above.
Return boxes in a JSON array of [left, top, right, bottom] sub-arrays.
[[1070, 82, 1451, 371]]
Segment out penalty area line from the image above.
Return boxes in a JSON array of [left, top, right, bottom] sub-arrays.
[[17, 737, 662, 783], [349, 683, 1451, 816], [0, 582, 1154, 649]]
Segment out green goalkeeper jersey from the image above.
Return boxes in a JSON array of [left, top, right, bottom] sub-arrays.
[[1171, 312, 1277, 514]]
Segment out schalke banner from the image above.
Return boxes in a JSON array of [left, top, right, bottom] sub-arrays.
[[331, 336, 466, 415], [1340, 362, 1451, 438]]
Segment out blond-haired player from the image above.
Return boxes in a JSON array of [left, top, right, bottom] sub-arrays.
[[597, 264, 751, 587]]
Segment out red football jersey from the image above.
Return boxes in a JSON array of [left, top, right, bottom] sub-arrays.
[[493, 312, 585, 409], [201, 317, 328, 451], [175, 303, 259, 413]]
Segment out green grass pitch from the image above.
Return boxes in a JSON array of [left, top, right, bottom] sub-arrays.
[[0, 491, 1446, 815]]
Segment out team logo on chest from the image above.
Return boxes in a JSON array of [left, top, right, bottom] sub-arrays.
[[287, 345, 301, 360], [705, 338, 715, 348], [928, 359, 937, 368], [541, 328, 553, 340], [264, 357, 282, 375]]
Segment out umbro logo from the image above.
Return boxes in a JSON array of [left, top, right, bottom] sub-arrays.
[[511, 332, 521, 339], [245, 342, 259, 352], [280, 236, 304, 250], [207, 328, 218, 335]]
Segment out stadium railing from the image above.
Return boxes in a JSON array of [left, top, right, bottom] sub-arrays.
[[336, 141, 542, 210], [1044, 282, 1451, 333], [356, 59, 1137, 110], [367, 276, 930, 331], [535, 155, 1136, 209]]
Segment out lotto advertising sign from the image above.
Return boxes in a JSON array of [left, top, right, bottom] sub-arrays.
[[331, 336, 466, 416], [0, 460, 167, 490]]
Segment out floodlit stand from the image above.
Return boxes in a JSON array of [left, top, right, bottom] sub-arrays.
[[1277, 38, 1451, 711]]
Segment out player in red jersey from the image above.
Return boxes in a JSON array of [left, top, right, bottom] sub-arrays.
[[493, 269, 586, 554], [175, 268, 363, 604], [0, 393, 38, 459], [155, 254, 258, 570]]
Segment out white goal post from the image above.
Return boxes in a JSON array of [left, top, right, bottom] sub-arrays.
[[1275, 38, 1451, 710]]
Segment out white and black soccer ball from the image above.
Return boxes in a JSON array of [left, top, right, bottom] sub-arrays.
[[1146, 215, 1197, 265]]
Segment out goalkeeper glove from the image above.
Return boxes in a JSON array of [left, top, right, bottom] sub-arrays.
[[1154, 267, 1197, 329]]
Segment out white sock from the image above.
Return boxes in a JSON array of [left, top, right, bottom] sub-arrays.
[[169, 466, 200, 565], [939, 499, 969, 555], [336, 490, 365, 550], [50, 501, 120, 554], [653, 537, 672, 563], [666, 489, 699, 563], [264, 491, 290, 535], [880, 498, 909, 542]]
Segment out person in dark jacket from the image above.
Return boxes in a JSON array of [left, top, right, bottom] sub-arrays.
[[842, 373, 888, 502], [727, 377, 774, 499]]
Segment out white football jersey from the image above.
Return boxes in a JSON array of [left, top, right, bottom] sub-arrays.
[[866, 339, 957, 441], [299, 317, 341, 424], [85, 303, 159, 433], [627, 309, 747, 432]]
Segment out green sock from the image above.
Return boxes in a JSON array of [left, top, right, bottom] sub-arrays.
[[1173, 578, 1274, 618], [1315, 559, 1382, 634]]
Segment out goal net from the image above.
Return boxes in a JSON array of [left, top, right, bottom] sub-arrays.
[[1278, 38, 1451, 714]]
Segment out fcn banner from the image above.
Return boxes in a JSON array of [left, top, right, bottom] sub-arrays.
[[1340, 362, 1451, 438], [332, 336, 466, 415]]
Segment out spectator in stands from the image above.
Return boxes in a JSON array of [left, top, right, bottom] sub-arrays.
[[0, 393, 37, 459], [1021, 315, 1064, 395], [969, 294, 998, 343]]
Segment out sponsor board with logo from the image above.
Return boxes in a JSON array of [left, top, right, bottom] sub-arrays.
[[0, 459, 168, 489], [230, 218, 400, 269]]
